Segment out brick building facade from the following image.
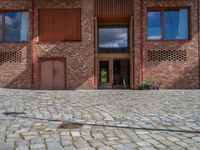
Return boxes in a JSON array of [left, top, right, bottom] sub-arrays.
[[0, 0, 199, 90]]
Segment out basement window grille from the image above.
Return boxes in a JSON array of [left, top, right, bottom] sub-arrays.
[[148, 49, 187, 62], [0, 51, 22, 63]]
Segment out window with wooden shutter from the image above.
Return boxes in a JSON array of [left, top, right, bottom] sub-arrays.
[[66, 9, 81, 41], [39, 10, 54, 42], [39, 9, 81, 42]]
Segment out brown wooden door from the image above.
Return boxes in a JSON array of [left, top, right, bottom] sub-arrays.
[[40, 60, 54, 90], [53, 60, 65, 90], [40, 59, 65, 90]]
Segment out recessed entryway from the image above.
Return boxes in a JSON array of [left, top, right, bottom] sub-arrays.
[[113, 59, 130, 89], [98, 58, 130, 89], [39, 58, 66, 90], [96, 24, 131, 89]]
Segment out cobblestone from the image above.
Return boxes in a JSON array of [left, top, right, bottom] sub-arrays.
[[0, 89, 200, 149]]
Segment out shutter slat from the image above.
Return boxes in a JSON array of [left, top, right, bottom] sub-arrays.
[[39, 10, 54, 42], [54, 9, 66, 41], [65, 9, 81, 41], [39, 9, 81, 42]]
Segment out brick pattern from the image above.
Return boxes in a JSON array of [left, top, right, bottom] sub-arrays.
[[138, 0, 200, 89], [0, 51, 22, 63], [0, 0, 199, 89], [147, 49, 187, 62], [34, 0, 95, 90]]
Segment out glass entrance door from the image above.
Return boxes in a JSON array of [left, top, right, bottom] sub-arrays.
[[113, 59, 130, 88], [99, 61, 109, 83]]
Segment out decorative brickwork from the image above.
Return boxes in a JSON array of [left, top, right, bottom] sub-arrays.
[[0, 0, 199, 89], [0, 51, 22, 63], [147, 50, 187, 62], [140, 0, 200, 89]]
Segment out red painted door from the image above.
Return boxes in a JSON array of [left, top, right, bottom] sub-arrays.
[[40, 59, 65, 90], [53, 60, 65, 90]]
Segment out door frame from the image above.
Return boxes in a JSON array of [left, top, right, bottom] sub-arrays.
[[112, 58, 130, 89], [99, 60, 110, 83], [97, 54, 130, 89], [38, 57, 66, 90]]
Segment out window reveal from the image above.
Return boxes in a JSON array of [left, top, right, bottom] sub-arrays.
[[147, 8, 189, 40], [0, 12, 29, 42]]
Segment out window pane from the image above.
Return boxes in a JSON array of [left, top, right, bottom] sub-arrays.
[[0, 15, 2, 42], [147, 11, 162, 40], [99, 28, 128, 48], [5, 12, 29, 42], [164, 9, 188, 40]]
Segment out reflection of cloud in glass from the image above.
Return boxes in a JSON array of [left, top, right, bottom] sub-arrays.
[[148, 35, 162, 40], [5, 16, 14, 26], [148, 12, 159, 18], [147, 11, 162, 40], [5, 12, 29, 42], [164, 9, 188, 40], [99, 28, 128, 48]]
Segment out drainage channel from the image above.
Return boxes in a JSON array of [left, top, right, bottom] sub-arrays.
[[2, 112, 200, 134]]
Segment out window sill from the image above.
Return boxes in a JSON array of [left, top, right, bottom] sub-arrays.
[[0, 41, 29, 44], [37, 40, 82, 44]]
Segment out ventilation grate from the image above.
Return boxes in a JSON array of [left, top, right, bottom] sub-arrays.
[[0, 51, 22, 63], [148, 49, 187, 62]]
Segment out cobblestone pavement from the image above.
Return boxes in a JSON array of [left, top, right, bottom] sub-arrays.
[[0, 89, 200, 150]]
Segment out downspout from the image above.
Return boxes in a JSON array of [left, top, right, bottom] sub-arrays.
[[94, 0, 97, 89], [94, 16, 97, 89], [140, 0, 144, 84], [198, 0, 200, 88], [31, 0, 35, 87]]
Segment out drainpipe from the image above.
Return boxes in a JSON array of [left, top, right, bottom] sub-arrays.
[[140, 0, 144, 84], [198, 0, 200, 88], [31, 0, 35, 87]]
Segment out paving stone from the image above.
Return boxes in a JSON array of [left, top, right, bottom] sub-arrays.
[[1, 90, 200, 149], [192, 137, 200, 142], [90, 141, 105, 148], [16, 146, 29, 150], [71, 131, 81, 137], [73, 138, 90, 149], [30, 144, 45, 149], [136, 141, 151, 147], [47, 141, 63, 150], [97, 146, 115, 150]]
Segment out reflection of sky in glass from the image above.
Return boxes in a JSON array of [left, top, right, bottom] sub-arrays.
[[99, 28, 128, 48], [164, 9, 188, 40], [5, 12, 29, 42], [0, 15, 2, 42], [148, 11, 162, 40]]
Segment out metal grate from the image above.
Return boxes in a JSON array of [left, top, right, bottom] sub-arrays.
[[0, 51, 22, 63], [148, 49, 187, 62], [58, 122, 83, 129]]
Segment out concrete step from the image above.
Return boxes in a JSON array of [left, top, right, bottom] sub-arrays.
[[98, 83, 112, 89]]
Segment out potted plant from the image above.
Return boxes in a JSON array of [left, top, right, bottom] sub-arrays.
[[138, 80, 157, 90]]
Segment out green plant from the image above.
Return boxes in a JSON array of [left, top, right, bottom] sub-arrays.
[[138, 80, 155, 90]]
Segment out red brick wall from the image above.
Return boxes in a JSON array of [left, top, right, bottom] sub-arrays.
[[134, 0, 200, 89], [0, 0, 95, 90], [0, 0, 32, 89], [34, 0, 95, 89], [0, 0, 199, 89]]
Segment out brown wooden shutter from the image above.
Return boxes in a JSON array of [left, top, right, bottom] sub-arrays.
[[39, 9, 81, 42], [39, 10, 54, 42], [54, 9, 66, 41], [65, 9, 81, 41]]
